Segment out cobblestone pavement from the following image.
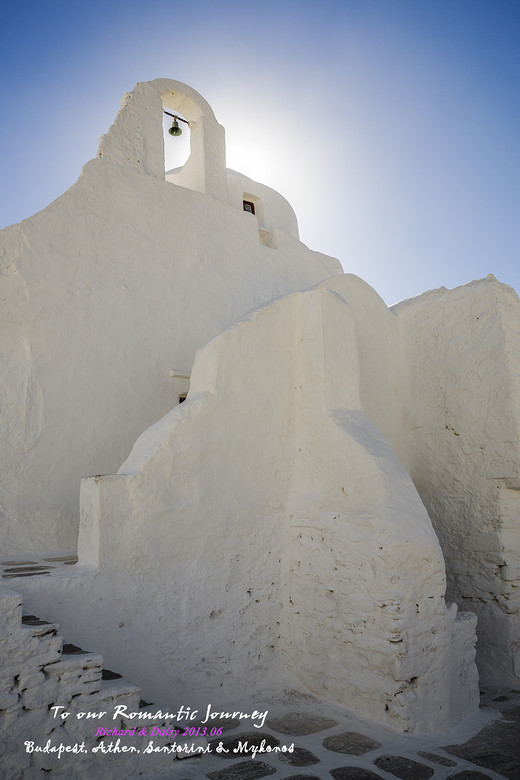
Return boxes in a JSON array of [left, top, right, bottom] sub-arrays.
[[149, 688, 520, 780], [2, 556, 519, 780], [1, 554, 79, 579]]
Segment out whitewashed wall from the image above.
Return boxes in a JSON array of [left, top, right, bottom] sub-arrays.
[[0, 79, 340, 553], [314, 274, 520, 687], [393, 277, 520, 686], [14, 286, 479, 734], [4, 76, 520, 719]]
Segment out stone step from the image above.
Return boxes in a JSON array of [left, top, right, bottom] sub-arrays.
[[97, 675, 141, 700], [44, 651, 104, 676], [21, 613, 60, 633], [0, 587, 207, 774]]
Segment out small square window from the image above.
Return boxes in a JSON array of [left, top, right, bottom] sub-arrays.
[[178, 394, 187, 404], [243, 200, 255, 215]]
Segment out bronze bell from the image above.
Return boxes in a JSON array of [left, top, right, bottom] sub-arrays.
[[168, 119, 182, 137]]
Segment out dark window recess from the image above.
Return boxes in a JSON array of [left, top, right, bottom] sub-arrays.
[[178, 394, 187, 404], [243, 200, 255, 215]]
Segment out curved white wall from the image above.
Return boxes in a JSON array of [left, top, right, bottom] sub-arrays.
[[12, 286, 479, 734]]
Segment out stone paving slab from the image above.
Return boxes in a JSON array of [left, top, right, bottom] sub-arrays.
[[374, 754, 435, 779], [207, 760, 277, 779], [277, 745, 319, 766], [322, 731, 382, 755], [443, 717, 520, 779], [417, 750, 457, 767], [283, 775, 322, 780], [500, 706, 520, 721], [330, 768, 386, 779], [268, 712, 338, 736], [446, 772, 496, 779]]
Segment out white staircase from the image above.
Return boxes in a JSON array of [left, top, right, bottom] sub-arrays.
[[0, 587, 206, 778]]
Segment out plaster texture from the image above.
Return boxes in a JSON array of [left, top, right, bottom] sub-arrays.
[[2, 77, 520, 736], [13, 286, 478, 733], [0, 78, 340, 554], [393, 278, 520, 687], [316, 274, 520, 686], [1, 583, 516, 778]]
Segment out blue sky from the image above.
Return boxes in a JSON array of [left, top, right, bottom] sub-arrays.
[[1, 0, 519, 304]]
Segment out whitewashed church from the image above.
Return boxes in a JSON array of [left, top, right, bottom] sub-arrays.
[[1, 79, 520, 772]]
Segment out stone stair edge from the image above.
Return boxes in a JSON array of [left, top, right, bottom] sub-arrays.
[[1, 586, 145, 707]]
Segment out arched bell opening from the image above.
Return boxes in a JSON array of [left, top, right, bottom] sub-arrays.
[[162, 109, 191, 177], [154, 81, 226, 200]]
